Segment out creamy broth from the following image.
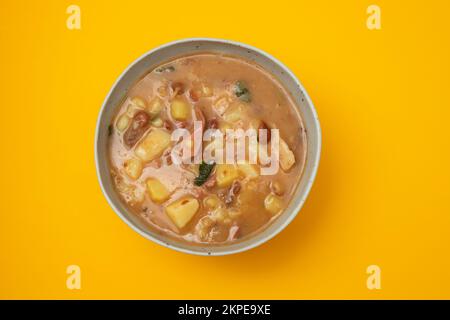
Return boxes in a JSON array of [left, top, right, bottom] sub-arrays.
[[108, 53, 306, 244]]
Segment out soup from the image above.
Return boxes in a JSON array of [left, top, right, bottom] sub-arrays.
[[108, 53, 306, 244]]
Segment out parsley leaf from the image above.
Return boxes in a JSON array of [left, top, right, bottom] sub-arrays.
[[194, 161, 216, 186], [155, 65, 175, 73], [234, 81, 251, 102]]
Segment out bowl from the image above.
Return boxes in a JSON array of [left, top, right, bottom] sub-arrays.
[[95, 38, 321, 255]]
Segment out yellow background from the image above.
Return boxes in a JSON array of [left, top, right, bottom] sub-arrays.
[[1, 0, 449, 299]]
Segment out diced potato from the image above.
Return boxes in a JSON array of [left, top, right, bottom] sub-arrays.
[[211, 208, 228, 223], [215, 164, 239, 188], [238, 163, 260, 179], [270, 181, 284, 195], [210, 208, 235, 225], [157, 82, 169, 98], [203, 195, 221, 210], [124, 158, 143, 180], [223, 103, 245, 123], [131, 97, 146, 108], [213, 95, 231, 115], [279, 138, 296, 171], [170, 98, 191, 121], [264, 194, 283, 215], [146, 178, 170, 203], [201, 85, 213, 97], [147, 98, 164, 117], [116, 114, 130, 132], [135, 128, 171, 162], [126, 97, 146, 117], [165, 197, 199, 229], [151, 117, 163, 127]]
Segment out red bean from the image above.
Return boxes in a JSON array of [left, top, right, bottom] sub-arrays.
[[171, 82, 185, 95], [207, 118, 219, 130], [189, 89, 200, 102], [163, 120, 172, 131], [123, 111, 150, 148], [133, 111, 149, 128]]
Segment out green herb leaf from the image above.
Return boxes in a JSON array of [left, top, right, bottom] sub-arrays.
[[234, 81, 251, 102], [194, 161, 216, 186], [155, 65, 175, 73]]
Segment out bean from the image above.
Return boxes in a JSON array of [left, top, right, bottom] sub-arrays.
[[163, 120, 172, 131], [207, 118, 219, 130], [123, 111, 150, 148], [189, 89, 200, 102], [171, 82, 185, 95]]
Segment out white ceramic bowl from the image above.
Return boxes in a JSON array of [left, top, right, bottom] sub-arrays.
[[95, 38, 321, 255]]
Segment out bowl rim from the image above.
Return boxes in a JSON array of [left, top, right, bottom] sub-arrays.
[[95, 37, 321, 256]]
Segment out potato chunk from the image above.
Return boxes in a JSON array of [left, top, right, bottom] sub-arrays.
[[165, 197, 199, 229], [131, 97, 146, 108], [151, 117, 163, 127], [201, 85, 213, 97], [116, 114, 130, 132], [146, 178, 170, 203], [170, 98, 191, 121], [213, 95, 231, 116], [210, 208, 230, 224], [238, 163, 260, 179], [134, 128, 171, 162], [216, 164, 239, 188], [279, 138, 296, 171], [147, 98, 164, 117], [264, 194, 283, 215], [270, 181, 284, 195], [203, 195, 221, 210], [124, 158, 143, 180], [223, 103, 245, 123]]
